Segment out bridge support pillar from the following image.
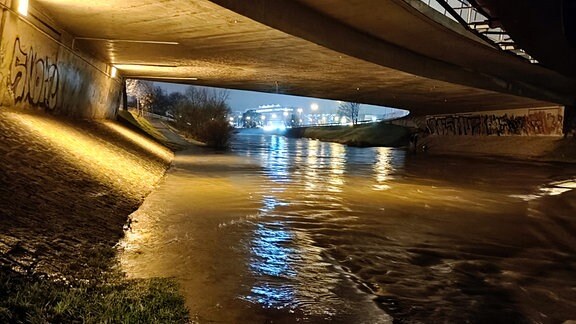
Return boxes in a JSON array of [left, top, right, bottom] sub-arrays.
[[563, 105, 576, 137]]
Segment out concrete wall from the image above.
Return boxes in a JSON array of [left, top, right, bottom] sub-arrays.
[[0, 2, 121, 119], [425, 106, 565, 136]]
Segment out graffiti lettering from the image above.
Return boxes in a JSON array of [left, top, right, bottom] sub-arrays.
[[10, 38, 59, 110], [426, 109, 564, 136]]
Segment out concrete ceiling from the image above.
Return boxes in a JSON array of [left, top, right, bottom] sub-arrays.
[[33, 0, 576, 115]]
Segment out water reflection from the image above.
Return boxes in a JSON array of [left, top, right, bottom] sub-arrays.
[[373, 147, 394, 191], [120, 130, 576, 323], [328, 143, 346, 193], [510, 178, 576, 201], [245, 222, 297, 308], [305, 140, 320, 192], [262, 135, 291, 184]]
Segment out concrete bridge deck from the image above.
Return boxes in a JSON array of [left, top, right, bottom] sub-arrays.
[[21, 0, 575, 116]]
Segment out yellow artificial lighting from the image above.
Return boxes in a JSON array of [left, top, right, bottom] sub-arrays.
[[111, 66, 118, 78], [128, 76, 198, 81], [114, 64, 178, 73], [18, 0, 29, 16], [75, 37, 179, 45], [10, 113, 172, 198], [101, 121, 172, 162]]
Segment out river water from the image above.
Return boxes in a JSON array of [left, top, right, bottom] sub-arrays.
[[119, 130, 576, 323]]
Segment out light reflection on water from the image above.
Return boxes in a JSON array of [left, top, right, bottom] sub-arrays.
[[120, 130, 576, 323], [373, 147, 395, 191]]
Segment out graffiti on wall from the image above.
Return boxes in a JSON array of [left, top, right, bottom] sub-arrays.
[[9, 37, 60, 110], [426, 109, 564, 136]]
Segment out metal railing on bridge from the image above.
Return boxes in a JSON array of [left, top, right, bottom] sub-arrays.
[[418, 0, 538, 64]]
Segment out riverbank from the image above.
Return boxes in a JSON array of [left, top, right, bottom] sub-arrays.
[[286, 122, 411, 147], [0, 108, 190, 322], [419, 135, 576, 163], [287, 121, 576, 163]]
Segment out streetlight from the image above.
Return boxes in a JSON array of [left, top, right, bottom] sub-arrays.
[[310, 103, 319, 125]]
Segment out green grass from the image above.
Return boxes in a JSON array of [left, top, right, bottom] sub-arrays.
[[0, 270, 190, 323], [1, 244, 190, 323], [301, 122, 411, 147]]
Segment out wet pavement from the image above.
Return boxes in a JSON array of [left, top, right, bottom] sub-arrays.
[[0, 109, 172, 279]]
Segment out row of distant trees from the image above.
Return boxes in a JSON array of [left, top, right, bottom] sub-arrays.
[[125, 79, 233, 148]]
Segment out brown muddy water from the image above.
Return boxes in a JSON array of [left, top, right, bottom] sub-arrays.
[[119, 130, 576, 323]]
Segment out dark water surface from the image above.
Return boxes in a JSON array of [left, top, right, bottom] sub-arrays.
[[120, 130, 576, 323]]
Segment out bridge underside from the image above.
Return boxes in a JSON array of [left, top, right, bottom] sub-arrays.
[[32, 0, 576, 116]]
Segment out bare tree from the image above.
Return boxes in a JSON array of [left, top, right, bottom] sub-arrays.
[[338, 101, 361, 125], [126, 79, 155, 116], [174, 86, 233, 148]]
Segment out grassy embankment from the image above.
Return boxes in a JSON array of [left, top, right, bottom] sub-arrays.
[[0, 108, 190, 323], [1, 262, 189, 323], [288, 122, 412, 147]]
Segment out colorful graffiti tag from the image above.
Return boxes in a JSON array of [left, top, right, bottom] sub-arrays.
[[426, 109, 564, 136], [10, 37, 60, 110]]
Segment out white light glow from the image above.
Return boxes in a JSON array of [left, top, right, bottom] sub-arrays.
[[18, 0, 29, 16], [110, 66, 118, 78], [263, 125, 286, 132]]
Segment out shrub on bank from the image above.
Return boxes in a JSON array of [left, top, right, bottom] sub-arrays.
[[173, 87, 234, 149], [197, 119, 234, 149]]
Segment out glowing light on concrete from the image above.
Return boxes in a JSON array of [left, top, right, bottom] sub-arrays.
[[114, 64, 179, 73], [9, 112, 172, 198], [115, 64, 199, 81], [75, 37, 179, 45], [101, 121, 172, 162], [18, 0, 29, 16]]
